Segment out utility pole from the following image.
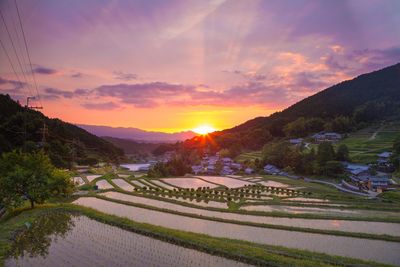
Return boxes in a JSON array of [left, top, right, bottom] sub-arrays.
[[37, 121, 48, 150], [71, 138, 76, 170], [23, 96, 43, 152]]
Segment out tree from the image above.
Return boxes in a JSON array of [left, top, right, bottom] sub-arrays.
[[316, 142, 335, 165], [336, 144, 350, 161], [0, 150, 74, 209], [392, 135, 400, 171], [318, 161, 344, 177]]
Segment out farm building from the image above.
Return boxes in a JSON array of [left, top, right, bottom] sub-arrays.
[[311, 132, 342, 143]]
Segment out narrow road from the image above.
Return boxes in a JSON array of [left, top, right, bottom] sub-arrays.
[[368, 125, 384, 141]]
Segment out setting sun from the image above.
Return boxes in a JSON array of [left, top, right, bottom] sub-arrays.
[[192, 125, 216, 135]]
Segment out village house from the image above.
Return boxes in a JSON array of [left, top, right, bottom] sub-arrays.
[[244, 167, 254, 174], [344, 163, 370, 177], [289, 138, 303, 145], [263, 164, 281, 175], [191, 165, 204, 175], [311, 132, 342, 143]]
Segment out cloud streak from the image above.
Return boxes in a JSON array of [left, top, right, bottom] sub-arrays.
[[33, 66, 58, 75]]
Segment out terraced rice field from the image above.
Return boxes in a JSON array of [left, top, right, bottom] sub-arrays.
[[72, 176, 85, 186], [95, 180, 113, 190], [283, 197, 330, 202], [112, 179, 134, 191], [130, 180, 147, 188], [148, 180, 176, 190], [73, 197, 400, 265], [5, 214, 249, 267], [96, 192, 400, 236], [257, 181, 289, 187], [162, 178, 219, 188], [337, 122, 400, 163], [86, 175, 102, 182], [196, 176, 254, 188]]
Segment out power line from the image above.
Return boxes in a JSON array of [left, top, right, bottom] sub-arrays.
[[0, 38, 23, 86], [14, 0, 43, 108], [0, 7, 35, 98], [6, 0, 33, 90]]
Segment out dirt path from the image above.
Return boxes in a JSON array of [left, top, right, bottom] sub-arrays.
[[369, 125, 384, 141]]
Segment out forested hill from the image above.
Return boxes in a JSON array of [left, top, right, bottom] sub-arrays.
[[184, 63, 400, 152], [0, 94, 124, 167], [102, 136, 163, 156]]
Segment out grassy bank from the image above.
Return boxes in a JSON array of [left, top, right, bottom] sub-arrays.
[[0, 204, 391, 267]]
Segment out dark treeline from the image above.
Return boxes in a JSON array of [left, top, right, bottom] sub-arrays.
[[261, 141, 349, 178], [0, 94, 124, 168]]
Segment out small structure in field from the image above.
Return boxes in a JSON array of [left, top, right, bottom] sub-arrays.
[[289, 138, 304, 145], [311, 132, 342, 143], [244, 167, 254, 174], [263, 164, 281, 175]]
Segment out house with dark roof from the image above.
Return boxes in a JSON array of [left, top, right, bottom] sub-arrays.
[[311, 132, 342, 143]]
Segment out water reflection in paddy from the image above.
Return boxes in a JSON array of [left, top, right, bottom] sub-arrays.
[[98, 192, 400, 236], [86, 175, 102, 182], [73, 197, 400, 265], [196, 176, 254, 188], [5, 213, 250, 267], [95, 180, 113, 190], [162, 178, 218, 188], [120, 163, 151, 171], [112, 179, 134, 191], [242, 204, 400, 218]]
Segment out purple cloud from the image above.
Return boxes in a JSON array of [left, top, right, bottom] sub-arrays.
[[113, 71, 137, 81], [33, 66, 58, 75], [71, 72, 83, 78], [81, 101, 120, 110]]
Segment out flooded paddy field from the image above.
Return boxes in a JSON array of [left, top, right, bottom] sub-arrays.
[[120, 163, 151, 172], [98, 192, 400, 236], [86, 175, 102, 182], [257, 181, 289, 187], [95, 180, 113, 190], [162, 178, 219, 188], [196, 176, 254, 188], [5, 213, 249, 267], [112, 179, 134, 191], [73, 197, 400, 265], [242, 204, 400, 218], [72, 176, 85, 186], [148, 179, 177, 190]]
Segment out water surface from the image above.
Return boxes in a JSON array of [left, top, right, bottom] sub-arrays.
[[73, 197, 400, 265], [99, 192, 400, 236], [121, 163, 150, 172], [5, 213, 249, 267], [162, 178, 219, 188]]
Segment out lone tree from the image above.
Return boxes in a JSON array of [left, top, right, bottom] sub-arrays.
[[0, 150, 74, 209], [336, 144, 350, 161]]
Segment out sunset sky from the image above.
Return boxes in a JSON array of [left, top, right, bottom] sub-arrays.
[[1, 0, 400, 132]]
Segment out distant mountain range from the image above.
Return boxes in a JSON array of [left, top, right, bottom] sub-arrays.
[[77, 124, 197, 143]]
